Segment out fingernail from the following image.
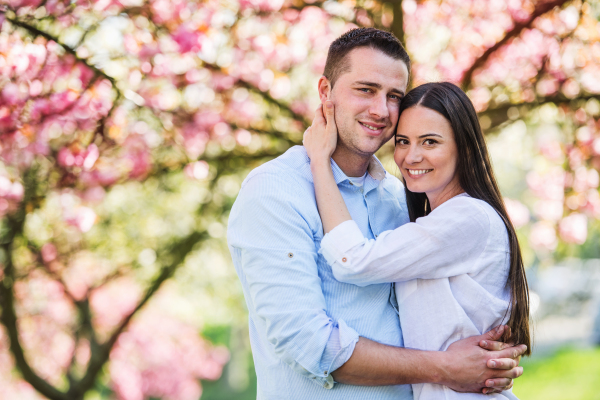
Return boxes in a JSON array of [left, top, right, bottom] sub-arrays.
[[326, 101, 333, 109], [498, 326, 504, 334], [490, 361, 496, 368], [481, 340, 487, 347], [486, 380, 494, 387], [482, 388, 488, 394]]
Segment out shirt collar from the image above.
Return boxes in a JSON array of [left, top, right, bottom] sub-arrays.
[[330, 156, 387, 185]]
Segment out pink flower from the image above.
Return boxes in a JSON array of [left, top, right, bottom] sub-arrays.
[[530, 221, 558, 252], [558, 213, 588, 244], [41, 243, 58, 263], [184, 161, 209, 180], [504, 198, 530, 228], [109, 311, 228, 400], [64, 206, 97, 233], [172, 27, 202, 54]]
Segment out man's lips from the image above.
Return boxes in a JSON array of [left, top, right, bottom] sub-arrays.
[[358, 121, 387, 135]]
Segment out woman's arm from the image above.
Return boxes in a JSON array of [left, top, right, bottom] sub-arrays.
[[321, 199, 493, 285], [303, 102, 353, 233]]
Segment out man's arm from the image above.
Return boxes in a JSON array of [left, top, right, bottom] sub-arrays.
[[228, 169, 361, 388], [333, 326, 526, 394]]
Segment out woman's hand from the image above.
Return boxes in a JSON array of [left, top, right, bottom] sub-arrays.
[[303, 101, 338, 164]]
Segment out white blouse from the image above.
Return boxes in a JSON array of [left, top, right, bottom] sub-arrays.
[[319, 194, 519, 400]]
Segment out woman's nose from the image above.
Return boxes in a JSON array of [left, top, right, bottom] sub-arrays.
[[405, 145, 423, 164]]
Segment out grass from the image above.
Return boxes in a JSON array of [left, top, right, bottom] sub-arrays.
[[512, 346, 600, 400]]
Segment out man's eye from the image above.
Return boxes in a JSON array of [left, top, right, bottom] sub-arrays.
[[389, 95, 402, 101], [358, 88, 372, 93]]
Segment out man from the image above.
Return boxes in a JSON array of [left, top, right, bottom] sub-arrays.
[[227, 28, 526, 399]]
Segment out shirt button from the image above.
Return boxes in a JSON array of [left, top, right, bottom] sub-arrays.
[[324, 370, 328, 375], [288, 253, 294, 258], [342, 257, 347, 263]]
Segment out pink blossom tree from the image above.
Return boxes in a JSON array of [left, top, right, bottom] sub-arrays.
[[1, 0, 599, 399]]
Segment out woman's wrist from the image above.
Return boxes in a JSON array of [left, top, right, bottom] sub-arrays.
[[310, 156, 331, 172]]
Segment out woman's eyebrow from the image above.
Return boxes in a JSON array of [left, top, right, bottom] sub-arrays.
[[418, 133, 443, 139]]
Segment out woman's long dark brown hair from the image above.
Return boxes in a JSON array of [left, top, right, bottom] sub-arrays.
[[398, 82, 531, 354]]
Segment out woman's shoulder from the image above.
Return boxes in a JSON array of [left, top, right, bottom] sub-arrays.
[[443, 194, 509, 249], [435, 194, 505, 231], [436, 193, 490, 219]]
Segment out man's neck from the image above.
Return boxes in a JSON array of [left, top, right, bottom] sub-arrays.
[[331, 146, 372, 178]]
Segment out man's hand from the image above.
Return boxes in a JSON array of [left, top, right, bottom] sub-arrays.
[[441, 325, 527, 394]]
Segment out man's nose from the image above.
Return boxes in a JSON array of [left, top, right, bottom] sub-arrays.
[[368, 94, 389, 120]]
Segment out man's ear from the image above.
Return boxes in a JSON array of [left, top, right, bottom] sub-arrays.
[[318, 76, 331, 103]]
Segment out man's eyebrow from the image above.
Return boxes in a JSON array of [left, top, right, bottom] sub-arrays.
[[354, 81, 405, 96]]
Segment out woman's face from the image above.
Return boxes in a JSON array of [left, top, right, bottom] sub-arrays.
[[393, 105, 463, 209]]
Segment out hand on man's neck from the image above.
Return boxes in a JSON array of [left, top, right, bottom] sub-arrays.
[[331, 145, 372, 178]]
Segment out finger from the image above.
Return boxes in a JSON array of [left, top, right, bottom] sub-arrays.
[[485, 378, 512, 388], [487, 358, 517, 370], [302, 126, 311, 143], [482, 388, 502, 395], [324, 100, 335, 129], [484, 366, 523, 379], [495, 344, 528, 360], [482, 325, 505, 342], [504, 326, 512, 341], [313, 104, 325, 126], [479, 339, 511, 351]]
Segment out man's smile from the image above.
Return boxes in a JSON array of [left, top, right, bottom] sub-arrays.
[[358, 121, 387, 135]]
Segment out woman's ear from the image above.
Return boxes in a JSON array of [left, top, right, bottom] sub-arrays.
[[318, 76, 331, 103]]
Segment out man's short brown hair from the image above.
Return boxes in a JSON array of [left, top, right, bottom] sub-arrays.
[[324, 28, 411, 87]]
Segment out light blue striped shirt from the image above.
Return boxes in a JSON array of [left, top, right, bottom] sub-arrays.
[[227, 146, 412, 399]]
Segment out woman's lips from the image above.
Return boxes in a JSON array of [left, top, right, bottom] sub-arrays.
[[406, 168, 433, 178]]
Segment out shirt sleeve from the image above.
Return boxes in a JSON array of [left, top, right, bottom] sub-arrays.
[[319, 196, 491, 286], [228, 170, 359, 388]]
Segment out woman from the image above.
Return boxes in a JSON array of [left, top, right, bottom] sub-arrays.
[[303, 82, 531, 399]]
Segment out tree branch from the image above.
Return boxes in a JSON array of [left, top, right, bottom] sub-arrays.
[[461, 0, 570, 90], [388, 0, 405, 49], [3, 13, 118, 90], [0, 170, 69, 400], [203, 62, 312, 127], [68, 230, 209, 398], [479, 92, 600, 132]]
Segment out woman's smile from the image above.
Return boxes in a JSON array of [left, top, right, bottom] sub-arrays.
[[394, 105, 463, 210], [406, 168, 433, 177]]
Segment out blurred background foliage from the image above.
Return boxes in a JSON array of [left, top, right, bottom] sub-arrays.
[[0, 0, 599, 399]]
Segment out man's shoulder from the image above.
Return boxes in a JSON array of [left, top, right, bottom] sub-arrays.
[[242, 145, 312, 189]]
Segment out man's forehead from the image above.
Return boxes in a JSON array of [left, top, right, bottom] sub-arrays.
[[341, 47, 409, 89]]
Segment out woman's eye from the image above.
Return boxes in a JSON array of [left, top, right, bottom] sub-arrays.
[[395, 138, 409, 145], [423, 139, 437, 145]]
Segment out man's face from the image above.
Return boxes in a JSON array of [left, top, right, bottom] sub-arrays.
[[325, 47, 409, 158]]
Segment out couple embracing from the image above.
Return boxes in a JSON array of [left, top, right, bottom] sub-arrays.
[[228, 27, 530, 400]]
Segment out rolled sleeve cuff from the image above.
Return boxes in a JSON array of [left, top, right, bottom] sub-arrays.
[[283, 319, 359, 390], [319, 220, 366, 267], [316, 320, 360, 388]]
